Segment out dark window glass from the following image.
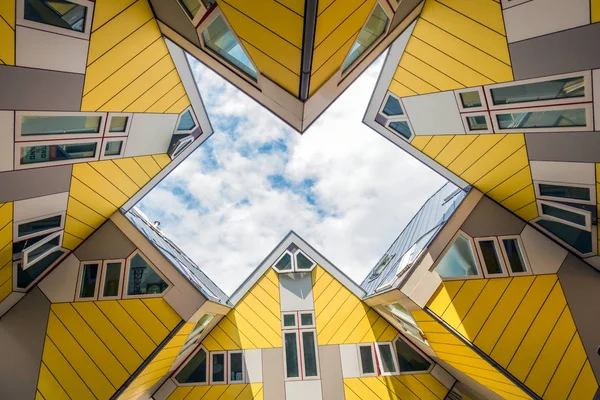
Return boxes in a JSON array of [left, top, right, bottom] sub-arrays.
[[459, 91, 482, 108], [18, 215, 62, 238], [537, 219, 592, 254], [175, 348, 207, 383], [80, 263, 99, 298], [296, 252, 313, 270], [24, 0, 87, 32], [127, 254, 168, 295], [230, 352, 244, 381], [378, 344, 397, 373], [389, 121, 411, 139], [283, 314, 296, 327], [496, 108, 586, 130], [178, 0, 202, 19], [478, 240, 503, 275], [541, 203, 587, 227], [302, 331, 318, 377], [502, 239, 526, 273], [383, 96, 403, 116], [274, 253, 292, 271], [109, 116, 128, 132], [490, 76, 585, 106], [467, 115, 488, 131], [395, 338, 431, 372], [103, 262, 122, 297], [539, 183, 590, 201], [212, 353, 225, 382], [359, 346, 375, 374], [21, 142, 98, 165], [177, 110, 196, 131], [104, 141, 122, 156], [284, 332, 299, 378], [300, 313, 313, 326], [17, 250, 64, 289], [27, 235, 60, 264]]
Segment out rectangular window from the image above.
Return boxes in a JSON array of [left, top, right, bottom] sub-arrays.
[[282, 313, 297, 328], [491, 104, 592, 133], [538, 200, 591, 230], [24, 0, 88, 33], [108, 116, 128, 133], [210, 352, 226, 384], [500, 237, 528, 275], [301, 330, 319, 378], [358, 345, 376, 376], [460, 91, 482, 109], [101, 260, 123, 298], [455, 87, 486, 112], [228, 351, 244, 383], [284, 332, 300, 379], [300, 312, 314, 327], [16, 213, 63, 240], [20, 114, 101, 139], [22, 231, 62, 269], [489, 74, 586, 107], [376, 343, 398, 375], [105, 113, 132, 137], [466, 115, 488, 131], [79, 262, 99, 299], [536, 182, 592, 204], [475, 238, 506, 276], [385, 303, 424, 342], [17, 140, 100, 168], [101, 139, 125, 159]]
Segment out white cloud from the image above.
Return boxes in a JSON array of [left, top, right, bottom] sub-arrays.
[[138, 54, 445, 295]]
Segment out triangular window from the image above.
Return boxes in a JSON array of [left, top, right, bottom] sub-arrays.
[[342, 4, 389, 72], [434, 234, 480, 279], [394, 337, 431, 372], [175, 347, 208, 384], [126, 252, 169, 296], [202, 15, 258, 81]]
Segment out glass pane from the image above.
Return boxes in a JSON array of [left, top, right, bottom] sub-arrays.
[[177, 110, 196, 131], [109, 116, 128, 132], [104, 141, 122, 156], [373, 254, 394, 275], [378, 344, 397, 373], [496, 108, 586, 130], [502, 239, 526, 274], [300, 313, 313, 326], [359, 346, 375, 374], [434, 235, 479, 278], [175, 348, 207, 383], [230, 353, 244, 381], [342, 4, 389, 71], [179, 0, 202, 19], [467, 115, 488, 131], [460, 91, 482, 108], [18, 215, 62, 238], [212, 353, 225, 382], [539, 183, 590, 202], [103, 262, 122, 297], [284, 332, 299, 378], [283, 314, 296, 327], [394, 338, 431, 372], [296, 252, 313, 270], [541, 203, 587, 227], [202, 15, 257, 80], [28, 235, 60, 263], [537, 219, 592, 254], [478, 240, 503, 275], [191, 314, 214, 336], [491, 76, 585, 106], [383, 96, 403, 116], [388, 121, 411, 139], [274, 253, 292, 271], [22, 115, 100, 136], [17, 250, 64, 289], [127, 254, 169, 295], [21, 142, 98, 165], [24, 0, 87, 33], [302, 331, 318, 377], [80, 263, 99, 298]]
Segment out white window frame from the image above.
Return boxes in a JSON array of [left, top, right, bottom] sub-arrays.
[[15, 111, 106, 142], [484, 70, 592, 110], [299, 328, 320, 380], [393, 334, 434, 375], [281, 312, 298, 329], [489, 103, 594, 133], [22, 230, 63, 270], [13, 248, 68, 292], [16, 0, 95, 39], [75, 260, 102, 301], [374, 342, 399, 376], [294, 250, 316, 272], [533, 180, 596, 205], [227, 350, 246, 384], [13, 211, 65, 241], [384, 117, 415, 142], [100, 137, 127, 160], [282, 330, 302, 381], [15, 138, 102, 170], [98, 259, 126, 300], [170, 135, 194, 160], [431, 230, 483, 281], [272, 249, 316, 273], [272, 250, 294, 273], [384, 303, 426, 343], [498, 236, 531, 277], [105, 113, 133, 137], [357, 344, 378, 377], [537, 200, 592, 231], [378, 92, 405, 118], [173, 345, 209, 386], [474, 237, 508, 278], [532, 217, 597, 258], [179, 315, 215, 357], [454, 87, 487, 112], [461, 112, 493, 134], [123, 250, 172, 299], [209, 350, 227, 385], [175, 107, 200, 134], [299, 311, 315, 328]]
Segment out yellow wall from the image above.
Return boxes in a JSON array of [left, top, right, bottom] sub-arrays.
[[0, 0, 14, 65], [592, 0, 600, 23], [0, 202, 12, 303], [168, 383, 263, 399], [426, 276, 599, 399], [201, 268, 281, 351], [312, 265, 398, 345], [36, 299, 181, 400], [344, 375, 449, 400], [82, 0, 190, 113]]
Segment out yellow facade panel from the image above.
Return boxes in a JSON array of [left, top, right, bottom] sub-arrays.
[[439, 279, 487, 331], [242, 39, 300, 96], [0, 19, 14, 66], [309, 37, 354, 96], [72, 163, 129, 207], [91, 0, 137, 32], [448, 134, 505, 176], [461, 134, 525, 183], [278, 0, 304, 15], [414, 374, 449, 399], [0, 0, 15, 28], [113, 157, 152, 187], [67, 197, 106, 230], [69, 178, 118, 218], [91, 160, 140, 197], [42, 339, 96, 399], [142, 298, 182, 331], [474, 147, 529, 195], [62, 232, 83, 250], [514, 201, 538, 221], [399, 53, 464, 92], [119, 299, 171, 344], [543, 335, 587, 399], [38, 363, 70, 400], [344, 308, 379, 343], [168, 387, 194, 399], [329, 303, 369, 344], [134, 155, 161, 178], [0, 262, 11, 287], [434, 135, 477, 167], [166, 95, 191, 114], [410, 136, 432, 151], [568, 362, 598, 400], [65, 215, 94, 240], [393, 67, 440, 95], [422, 135, 453, 159], [314, 0, 374, 48], [389, 80, 418, 98], [499, 183, 536, 213], [592, 0, 600, 23], [0, 201, 11, 232], [436, 0, 505, 35], [147, 83, 187, 113], [0, 241, 10, 271], [426, 280, 464, 317]]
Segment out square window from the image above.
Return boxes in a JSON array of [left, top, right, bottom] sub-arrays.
[[109, 116, 128, 133], [460, 91, 482, 108], [283, 313, 296, 328], [466, 115, 488, 131], [104, 141, 123, 156], [300, 312, 313, 327]]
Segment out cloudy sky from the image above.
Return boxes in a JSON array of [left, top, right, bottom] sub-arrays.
[[137, 54, 446, 295]]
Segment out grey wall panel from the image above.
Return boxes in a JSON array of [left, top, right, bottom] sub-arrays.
[[0, 165, 72, 202], [557, 254, 600, 381], [390, 0, 422, 31], [0, 287, 50, 400], [509, 23, 600, 80], [318, 345, 344, 400], [279, 272, 314, 312], [262, 348, 286, 400], [526, 131, 600, 162], [0, 65, 83, 111], [461, 196, 526, 238], [149, 0, 201, 47], [74, 220, 136, 261]]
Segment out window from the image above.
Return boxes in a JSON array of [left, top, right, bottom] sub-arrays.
[[17, 112, 104, 141], [176, 109, 197, 132], [274, 252, 293, 272], [17, 139, 100, 168], [534, 182, 593, 204], [15, 249, 67, 291], [283, 312, 320, 380], [210, 351, 226, 384], [300, 330, 319, 378], [125, 251, 170, 297], [342, 4, 389, 72], [385, 303, 425, 342], [284, 331, 300, 379], [179, 0, 202, 19], [394, 337, 432, 373], [358, 345, 377, 376], [169, 134, 194, 160], [22, 231, 62, 269], [433, 233, 481, 280], [229, 351, 245, 383], [23, 0, 91, 36], [455, 87, 486, 112], [175, 347, 208, 384], [296, 252, 314, 270], [462, 113, 492, 133], [375, 343, 399, 375], [108, 116, 128, 133], [380, 94, 403, 117], [535, 218, 593, 256], [371, 254, 395, 278], [499, 237, 529, 275], [460, 91, 482, 109], [490, 104, 592, 133], [387, 120, 412, 140], [538, 200, 591, 230], [15, 212, 64, 240], [202, 15, 258, 81], [475, 238, 506, 277], [99, 260, 125, 299], [100, 139, 125, 159], [105, 113, 132, 137], [77, 262, 100, 300], [300, 312, 314, 328], [272, 248, 316, 273], [180, 314, 215, 355]]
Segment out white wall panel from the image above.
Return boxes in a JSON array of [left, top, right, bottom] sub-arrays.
[[13, 192, 69, 222], [530, 161, 596, 185], [403, 92, 465, 135], [594, 70, 600, 131], [152, 379, 176, 400], [15, 27, 89, 74], [245, 349, 263, 383], [503, 0, 590, 43], [285, 380, 322, 400], [339, 344, 360, 378], [431, 364, 455, 389], [0, 111, 14, 173], [124, 113, 178, 157], [520, 225, 567, 275], [37, 253, 80, 303], [279, 273, 314, 312]]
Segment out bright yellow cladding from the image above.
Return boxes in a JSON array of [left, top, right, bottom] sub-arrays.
[[0, 202, 12, 303], [168, 383, 264, 399], [36, 299, 181, 400], [388, 0, 512, 97], [344, 375, 449, 400], [219, 0, 303, 96], [310, 0, 376, 95], [412, 134, 537, 221], [82, 0, 190, 113], [63, 155, 169, 250], [596, 165, 600, 255], [0, 0, 14, 65], [201, 269, 281, 351], [118, 322, 194, 400], [593, 0, 600, 23], [426, 277, 599, 398], [312, 266, 398, 345]]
